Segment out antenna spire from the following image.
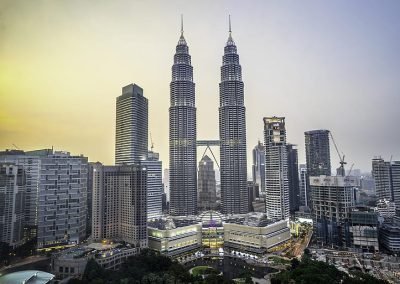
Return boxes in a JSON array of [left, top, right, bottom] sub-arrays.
[[181, 14, 184, 36], [229, 15, 232, 34]]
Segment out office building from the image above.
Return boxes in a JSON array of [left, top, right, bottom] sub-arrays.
[[169, 22, 197, 216], [115, 84, 148, 165], [304, 130, 331, 177], [27, 149, 88, 249], [298, 164, 308, 207], [264, 117, 289, 220], [252, 141, 265, 196], [198, 155, 217, 211], [0, 163, 25, 247], [142, 151, 163, 219], [0, 150, 41, 238], [287, 144, 300, 213], [379, 216, 400, 254], [219, 20, 248, 214], [372, 157, 400, 213], [310, 175, 359, 247], [92, 163, 147, 248], [375, 199, 396, 219]]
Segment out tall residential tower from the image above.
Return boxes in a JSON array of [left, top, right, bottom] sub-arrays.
[[169, 20, 197, 216], [219, 18, 248, 214]]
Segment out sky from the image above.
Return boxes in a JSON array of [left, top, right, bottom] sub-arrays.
[[1, 0, 400, 174]]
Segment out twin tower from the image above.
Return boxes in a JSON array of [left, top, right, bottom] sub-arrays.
[[169, 18, 248, 216]]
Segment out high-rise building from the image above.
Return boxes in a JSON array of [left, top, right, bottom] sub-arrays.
[[219, 19, 248, 214], [298, 164, 308, 207], [310, 175, 358, 247], [142, 151, 163, 219], [0, 163, 25, 247], [26, 149, 88, 249], [372, 157, 400, 213], [305, 130, 331, 177], [92, 163, 147, 248], [115, 84, 148, 165], [252, 141, 265, 196], [86, 162, 95, 236], [286, 144, 300, 213], [264, 117, 289, 220], [198, 155, 217, 211], [0, 150, 41, 238], [169, 22, 197, 216]]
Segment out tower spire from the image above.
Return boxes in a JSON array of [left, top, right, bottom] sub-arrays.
[[227, 14, 235, 45], [181, 14, 184, 36], [229, 14, 232, 34]]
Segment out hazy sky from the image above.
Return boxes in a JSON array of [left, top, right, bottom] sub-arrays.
[[1, 0, 399, 173]]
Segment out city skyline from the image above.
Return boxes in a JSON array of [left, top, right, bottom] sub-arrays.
[[1, 1, 400, 172]]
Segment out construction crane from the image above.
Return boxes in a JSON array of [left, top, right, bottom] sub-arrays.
[[329, 132, 347, 176], [150, 133, 154, 152]]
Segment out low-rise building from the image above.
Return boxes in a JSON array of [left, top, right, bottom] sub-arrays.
[[51, 243, 139, 280], [148, 218, 202, 258], [223, 213, 290, 255]]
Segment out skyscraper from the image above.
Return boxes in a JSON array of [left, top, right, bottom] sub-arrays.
[[305, 130, 331, 207], [252, 141, 265, 196], [198, 155, 217, 211], [304, 130, 331, 177], [219, 18, 248, 214], [0, 163, 25, 247], [298, 164, 308, 207], [264, 117, 289, 220], [115, 84, 148, 165], [92, 163, 147, 248], [287, 144, 300, 213], [169, 20, 197, 216], [141, 151, 163, 219]]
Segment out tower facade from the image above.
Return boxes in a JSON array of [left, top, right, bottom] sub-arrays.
[[198, 155, 217, 211], [264, 117, 289, 220], [219, 20, 248, 214], [142, 151, 163, 219], [169, 24, 197, 216], [115, 84, 148, 165], [287, 144, 300, 213], [304, 130, 331, 177], [92, 163, 147, 248], [0, 163, 25, 247], [252, 141, 265, 196]]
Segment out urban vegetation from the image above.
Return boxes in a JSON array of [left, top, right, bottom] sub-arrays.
[[271, 251, 389, 284], [68, 249, 236, 284]]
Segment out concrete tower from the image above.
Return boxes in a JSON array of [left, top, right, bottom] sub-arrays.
[[219, 17, 248, 214], [264, 117, 289, 220], [169, 18, 197, 216]]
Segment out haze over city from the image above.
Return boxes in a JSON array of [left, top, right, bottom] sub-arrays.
[[1, 0, 400, 172]]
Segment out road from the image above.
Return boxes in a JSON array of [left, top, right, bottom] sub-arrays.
[[0, 255, 49, 272]]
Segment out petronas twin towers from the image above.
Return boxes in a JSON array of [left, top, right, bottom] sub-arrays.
[[169, 17, 248, 216]]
